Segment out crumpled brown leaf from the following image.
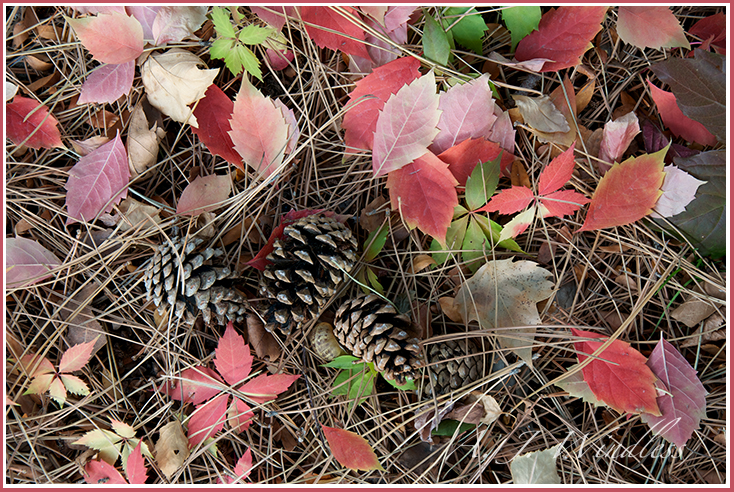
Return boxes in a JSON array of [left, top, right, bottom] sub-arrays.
[[246, 314, 281, 361], [155, 420, 190, 479], [118, 197, 162, 232], [513, 94, 570, 133], [127, 103, 166, 177]]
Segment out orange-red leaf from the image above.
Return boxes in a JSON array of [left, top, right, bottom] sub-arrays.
[[6, 96, 63, 149], [385, 151, 458, 246], [571, 328, 660, 416], [322, 425, 383, 471], [578, 146, 667, 232], [192, 85, 242, 167], [125, 441, 148, 484], [514, 6, 607, 72], [159, 366, 224, 405], [59, 337, 99, 373], [227, 397, 254, 433], [477, 186, 534, 215], [84, 459, 128, 485], [187, 394, 228, 446], [539, 189, 589, 218], [647, 81, 717, 147], [214, 322, 251, 386], [67, 12, 144, 64], [616, 6, 690, 50], [239, 373, 300, 404], [301, 6, 370, 59], [538, 144, 576, 195], [437, 138, 514, 186]]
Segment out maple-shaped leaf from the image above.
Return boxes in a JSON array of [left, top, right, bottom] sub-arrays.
[[688, 13, 726, 54], [438, 138, 514, 185], [176, 174, 231, 216], [74, 419, 152, 466], [372, 71, 441, 176], [640, 338, 707, 453], [59, 338, 97, 373], [322, 425, 384, 471], [229, 77, 292, 178], [598, 112, 640, 167], [84, 459, 128, 485], [187, 394, 229, 447], [77, 61, 135, 105], [455, 258, 554, 365], [125, 441, 148, 484], [214, 322, 252, 386], [647, 81, 717, 147], [301, 6, 370, 59], [342, 56, 421, 152], [514, 6, 607, 72], [65, 132, 129, 225], [191, 85, 243, 167], [6, 96, 63, 149], [616, 6, 690, 50], [651, 165, 707, 218], [66, 12, 144, 64], [6, 237, 61, 288], [579, 145, 667, 232], [430, 74, 497, 155], [571, 328, 661, 416], [385, 151, 458, 246]]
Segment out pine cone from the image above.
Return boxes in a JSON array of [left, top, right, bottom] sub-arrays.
[[144, 235, 247, 325], [423, 338, 484, 398], [333, 294, 424, 386], [259, 213, 358, 335]]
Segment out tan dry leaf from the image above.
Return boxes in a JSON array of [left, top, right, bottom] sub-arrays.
[[360, 195, 390, 233], [89, 109, 119, 129], [70, 136, 110, 156], [455, 258, 554, 366], [54, 284, 108, 356], [510, 160, 531, 188], [410, 254, 436, 274], [141, 48, 219, 128], [469, 391, 502, 425], [25, 54, 53, 71], [127, 103, 166, 177], [118, 197, 161, 232], [513, 94, 570, 134], [671, 297, 717, 328], [246, 314, 281, 361], [155, 421, 190, 479], [680, 313, 726, 348], [438, 296, 463, 322], [575, 78, 596, 113], [6, 81, 18, 101]]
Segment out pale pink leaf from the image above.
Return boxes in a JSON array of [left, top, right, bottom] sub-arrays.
[[233, 448, 253, 481], [617, 6, 690, 50], [48, 376, 68, 405], [176, 174, 231, 216], [66, 12, 144, 64], [160, 366, 224, 406], [431, 74, 497, 155], [498, 206, 536, 242], [214, 322, 252, 386], [84, 459, 128, 485], [641, 338, 707, 452], [126, 6, 159, 40], [488, 110, 516, 155], [6, 396, 18, 406], [78, 61, 135, 104], [75, 6, 127, 15], [20, 353, 55, 377], [599, 112, 640, 165], [59, 338, 98, 373], [6, 237, 61, 288], [359, 6, 388, 25], [187, 394, 229, 446], [239, 373, 300, 404], [250, 6, 296, 31], [273, 99, 300, 153], [125, 441, 148, 484], [227, 398, 254, 433], [266, 48, 294, 71], [487, 52, 551, 72], [25, 374, 55, 396], [384, 6, 417, 32], [229, 78, 290, 178], [152, 6, 207, 45], [651, 165, 707, 218], [59, 374, 90, 396], [372, 71, 441, 176], [65, 133, 129, 225]]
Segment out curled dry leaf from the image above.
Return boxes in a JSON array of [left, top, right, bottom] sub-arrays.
[[246, 314, 281, 361], [154, 421, 190, 480], [118, 197, 162, 232], [598, 111, 640, 167], [513, 94, 570, 133], [71, 136, 109, 156], [176, 174, 231, 216], [410, 254, 436, 274], [127, 103, 166, 177]]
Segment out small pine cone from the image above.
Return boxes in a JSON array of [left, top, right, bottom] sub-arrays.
[[144, 235, 248, 325], [423, 338, 484, 398], [259, 213, 358, 335], [333, 294, 424, 386]]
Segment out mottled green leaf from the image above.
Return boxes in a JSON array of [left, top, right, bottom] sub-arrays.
[[423, 10, 450, 65], [443, 7, 488, 54], [465, 156, 501, 211], [501, 6, 541, 50], [430, 214, 468, 265]]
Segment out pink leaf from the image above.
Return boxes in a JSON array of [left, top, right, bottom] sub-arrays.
[[598, 112, 641, 167], [126, 6, 159, 40], [538, 144, 576, 195], [75, 6, 127, 15], [430, 74, 497, 154], [152, 6, 207, 45], [84, 459, 128, 485], [233, 448, 253, 481], [214, 322, 252, 387], [6, 237, 61, 288], [488, 110, 516, 157], [20, 353, 55, 377], [6, 96, 63, 149], [239, 373, 301, 404], [250, 6, 295, 31], [616, 6, 690, 50], [539, 189, 589, 218], [66, 12, 144, 64], [78, 61, 135, 105], [343, 56, 421, 152], [125, 441, 148, 484], [160, 366, 224, 406], [191, 85, 242, 167], [227, 398, 254, 433], [273, 99, 300, 153], [322, 425, 383, 471], [187, 394, 229, 447], [383, 6, 417, 32], [301, 6, 370, 59], [385, 151, 459, 246], [59, 338, 98, 373], [640, 338, 707, 451], [65, 132, 129, 225], [647, 81, 717, 147], [651, 165, 707, 218], [437, 138, 513, 186], [229, 78, 290, 178], [372, 71, 441, 176], [176, 174, 231, 216], [266, 48, 294, 71], [478, 186, 534, 215]]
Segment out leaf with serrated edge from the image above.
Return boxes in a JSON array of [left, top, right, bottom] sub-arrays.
[[616, 6, 690, 50], [438, 138, 513, 186], [6, 238, 61, 288], [301, 6, 370, 59], [322, 425, 384, 471], [187, 394, 229, 447], [510, 444, 562, 484], [25, 374, 55, 397], [110, 419, 135, 439], [422, 11, 450, 66], [239, 373, 300, 404], [213, 322, 252, 386], [59, 374, 89, 396], [155, 421, 190, 480], [191, 85, 242, 167], [651, 165, 706, 218], [538, 144, 576, 195], [555, 364, 604, 407], [233, 448, 253, 481], [78, 61, 135, 105], [502, 6, 542, 50], [497, 206, 536, 242], [84, 459, 128, 485], [152, 6, 207, 45], [177, 174, 231, 216], [59, 337, 98, 373], [66, 12, 144, 64], [478, 186, 534, 215], [444, 7, 488, 54], [125, 441, 148, 484], [228, 397, 254, 433], [6, 96, 63, 149], [74, 429, 122, 465]]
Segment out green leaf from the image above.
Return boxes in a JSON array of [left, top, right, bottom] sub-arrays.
[[365, 267, 384, 295], [501, 6, 541, 50], [238, 24, 273, 46], [422, 10, 451, 65], [210, 37, 235, 62], [430, 214, 468, 265], [347, 370, 375, 404], [465, 156, 501, 211], [364, 223, 389, 262], [324, 355, 361, 369], [454, 204, 470, 219], [432, 419, 475, 437], [211, 7, 236, 39], [234, 44, 262, 81], [385, 376, 416, 391], [462, 216, 488, 273], [475, 215, 523, 253], [443, 7, 488, 54]]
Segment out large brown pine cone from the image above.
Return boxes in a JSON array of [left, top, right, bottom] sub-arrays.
[[423, 338, 484, 398], [333, 293, 424, 386], [259, 213, 358, 335], [144, 235, 247, 325]]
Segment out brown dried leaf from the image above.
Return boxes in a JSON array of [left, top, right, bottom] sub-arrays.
[[510, 160, 531, 188], [414, 401, 456, 443], [54, 284, 107, 356], [469, 391, 502, 425], [513, 94, 570, 133], [70, 136, 110, 156], [444, 401, 484, 425], [575, 78, 596, 113], [89, 109, 119, 129], [12, 22, 29, 48], [360, 195, 390, 233], [25, 54, 53, 71], [246, 314, 281, 361], [27, 71, 60, 93], [672, 297, 717, 327], [221, 217, 258, 247], [438, 296, 462, 322], [128, 103, 166, 177], [155, 421, 190, 479], [410, 254, 436, 274], [118, 197, 161, 232]]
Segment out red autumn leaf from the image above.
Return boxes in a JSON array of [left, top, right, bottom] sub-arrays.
[[6, 237, 61, 288], [214, 322, 252, 387], [125, 441, 148, 484], [239, 373, 301, 404], [219, 448, 254, 484], [176, 174, 231, 216], [160, 366, 224, 406], [250, 6, 296, 31], [66, 12, 144, 64], [514, 6, 607, 72], [479, 186, 535, 215], [321, 425, 383, 471], [647, 81, 717, 147], [342, 56, 421, 152], [58, 338, 98, 373], [385, 151, 459, 246], [538, 144, 576, 195], [84, 459, 128, 485], [372, 71, 441, 176], [578, 145, 667, 232], [640, 338, 707, 451], [187, 393, 229, 447], [6, 96, 63, 149], [191, 85, 243, 167], [688, 12, 726, 53], [78, 61, 135, 105], [437, 138, 514, 185], [571, 328, 661, 416], [301, 6, 370, 60], [65, 132, 129, 225], [616, 6, 690, 50], [227, 397, 255, 433]]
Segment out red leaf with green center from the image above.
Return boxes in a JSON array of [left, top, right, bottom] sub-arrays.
[[437, 138, 514, 186], [322, 425, 383, 471], [571, 328, 661, 416], [301, 6, 370, 59], [6, 96, 63, 149], [214, 322, 252, 386]]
